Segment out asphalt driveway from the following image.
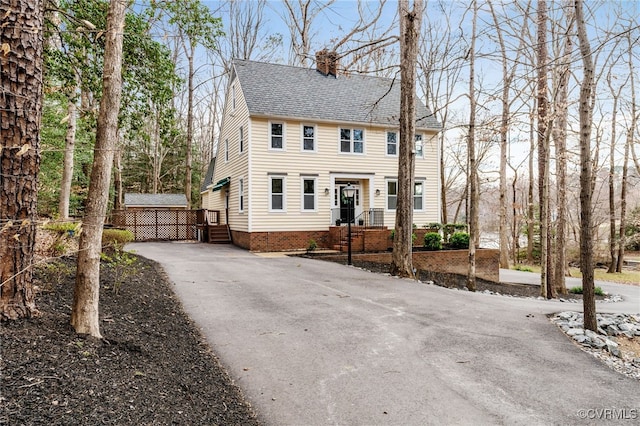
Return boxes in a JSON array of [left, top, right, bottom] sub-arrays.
[[129, 242, 640, 425]]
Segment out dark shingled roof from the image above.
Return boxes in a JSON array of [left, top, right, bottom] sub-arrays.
[[124, 193, 188, 207], [233, 59, 441, 130]]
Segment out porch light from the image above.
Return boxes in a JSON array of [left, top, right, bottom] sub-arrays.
[[324, 187, 329, 195], [342, 183, 356, 199], [375, 189, 380, 196]]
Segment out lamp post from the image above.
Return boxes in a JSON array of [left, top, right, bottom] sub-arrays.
[[342, 183, 356, 265]]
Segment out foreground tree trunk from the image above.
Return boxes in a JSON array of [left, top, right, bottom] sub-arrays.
[[0, 0, 44, 320], [72, 0, 127, 337], [574, 0, 597, 332], [391, 0, 422, 278]]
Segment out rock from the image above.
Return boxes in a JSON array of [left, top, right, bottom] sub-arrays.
[[567, 328, 584, 336], [573, 335, 589, 344], [605, 340, 621, 358], [584, 329, 599, 340]]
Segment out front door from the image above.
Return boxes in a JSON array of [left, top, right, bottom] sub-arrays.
[[337, 183, 361, 223]]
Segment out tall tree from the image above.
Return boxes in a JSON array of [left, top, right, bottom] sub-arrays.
[[537, 0, 553, 299], [550, 2, 572, 295], [574, 0, 596, 332], [391, 0, 422, 278], [71, 0, 127, 337], [466, 0, 478, 291], [0, 0, 44, 320], [162, 0, 222, 207], [616, 30, 636, 273]]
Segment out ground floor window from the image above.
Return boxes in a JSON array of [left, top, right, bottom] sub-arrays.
[[302, 178, 316, 211], [270, 177, 285, 211]]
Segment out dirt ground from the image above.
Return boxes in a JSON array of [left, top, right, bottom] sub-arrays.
[[0, 255, 260, 426]]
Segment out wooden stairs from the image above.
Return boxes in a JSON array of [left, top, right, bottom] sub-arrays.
[[207, 224, 231, 243]]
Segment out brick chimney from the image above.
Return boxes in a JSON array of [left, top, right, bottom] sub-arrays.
[[316, 49, 338, 77]]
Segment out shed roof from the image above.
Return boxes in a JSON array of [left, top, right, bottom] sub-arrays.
[[233, 59, 441, 130], [124, 193, 188, 207]]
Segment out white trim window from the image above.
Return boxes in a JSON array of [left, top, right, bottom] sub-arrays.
[[239, 178, 245, 212], [387, 131, 397, 156], [415, 133, 424, 158], [239, 126, 244, 153], [270, 176, 285, 211], [339, 128, 364, 154], [302, 178, 316, 211], [302, 124, 316, 151], [224, 139, 229, 162], [270, 122, 284, 150], [414, 180, 424, 211], [387, 179, 397, 210]]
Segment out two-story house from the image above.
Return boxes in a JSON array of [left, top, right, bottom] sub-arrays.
[[201, 51, 441, 251]]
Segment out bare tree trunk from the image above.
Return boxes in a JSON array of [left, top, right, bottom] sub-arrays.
[[575, 0, 597, 332], [113, 145, 123, 211], [617, 32, 635, 273], [0, 0, 44, 320], [527, 101, 535, 264], [59, 95, 77, 220], [466, 0, 478, 292], [552, 4, 572, 295], [537, 0, 553, 299], [391, 0, 422, 278], [72, 0, 127, 338], [606, 73, 620, 273], [184, 43, 195, 207]]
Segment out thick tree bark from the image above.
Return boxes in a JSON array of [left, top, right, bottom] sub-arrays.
[[466, 0, 478, 292], [0, 0, 44, 320], [537, 0, 553, 299], [58, 96, 77, 220], [72, 0, 127, 337], [575, 0, 597, 332], [391, 0, 422, 278]]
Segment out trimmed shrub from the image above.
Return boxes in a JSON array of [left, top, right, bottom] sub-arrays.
[[569, 286, 604, 296], [43, 221, 80, 236], [449, 232, 470, 249], [423, 232, 442, 251], [102, 229, 134, 252]]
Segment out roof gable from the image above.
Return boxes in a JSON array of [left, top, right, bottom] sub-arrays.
[[232, 59, 440, 129]]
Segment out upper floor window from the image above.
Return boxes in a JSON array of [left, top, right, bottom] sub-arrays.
[[239, 126, 244, 153], [340, 128, 364, 154], [387, 131, 397, 156], [415, 133, 424, 158], [239, 178, 245, 212], [302, 125, 316, 151], [270, 122, 284, 150], [224, 139, 229, 162], [414, 181, 424, 210], [270, 176, 285, 211], [302, 178, 316, 211]]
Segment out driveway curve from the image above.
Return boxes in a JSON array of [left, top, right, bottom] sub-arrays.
[[129, 242, 640, 425]]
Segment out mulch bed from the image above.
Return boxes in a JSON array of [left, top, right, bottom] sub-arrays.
[[0, 255, 260, 426]]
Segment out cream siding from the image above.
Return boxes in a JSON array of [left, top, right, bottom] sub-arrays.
[[248, 117, 439, 231], [204, 76, 251, 231]]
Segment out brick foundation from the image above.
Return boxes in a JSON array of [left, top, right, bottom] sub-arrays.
[[319, 249, 499, 282], [231, 230, 331, 252]]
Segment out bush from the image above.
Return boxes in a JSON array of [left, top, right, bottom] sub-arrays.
[[449, 232, 470, 249], [43, 221, 80, 236], [423, 232, 442, 250], [102, 229, 134, 252], [569, 286, 605, 296]]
